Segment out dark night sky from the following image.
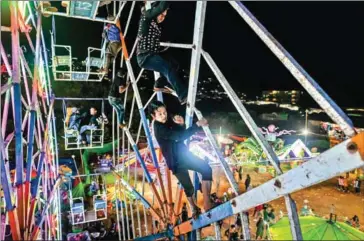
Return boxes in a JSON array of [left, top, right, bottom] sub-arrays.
[[2, 1, 364, 107]]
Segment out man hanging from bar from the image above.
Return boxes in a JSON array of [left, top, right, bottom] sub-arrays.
[[149, 101, 213, 218], [108, 68, 129, 129], [137, 1, 188, 105], [100, 18, 122, 76]]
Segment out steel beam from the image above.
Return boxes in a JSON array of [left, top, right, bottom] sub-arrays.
[[229, 1, 355, 137]]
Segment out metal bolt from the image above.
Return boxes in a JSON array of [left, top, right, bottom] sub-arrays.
[[347, 141, 358, 154], [274, 179, 282, 188]]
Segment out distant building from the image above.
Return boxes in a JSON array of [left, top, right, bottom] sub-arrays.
[[261, 90, 303, 105]]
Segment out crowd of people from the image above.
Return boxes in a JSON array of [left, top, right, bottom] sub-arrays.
[[337, 176, 361, 194]]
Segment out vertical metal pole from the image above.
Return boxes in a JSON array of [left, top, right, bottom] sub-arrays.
[[115, 181, 122, 241], [142, 172, 148, 235], [185, 1, 206, 127], [184, 3, 206, 239], [0, 133, 20, 241], [119, 182, 126, 241], [25, 9, 42, 231], [0, 43, 12, 140], [10, 2, 25, 236], [305, 110, 308, 145]]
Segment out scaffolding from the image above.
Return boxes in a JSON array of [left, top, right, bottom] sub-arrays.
[[1, 1, 363, 240], [1, 1, 62, 240]]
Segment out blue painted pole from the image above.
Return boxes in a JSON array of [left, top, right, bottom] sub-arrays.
[[139, 109, 159, 169], [0, 144, 14, 212], [13, 83, 23, 186]]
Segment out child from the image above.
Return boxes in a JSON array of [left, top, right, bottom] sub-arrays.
[[100, 22, 121, 75], [149, 101, 213, 217], [108, 69, 129, 128], [137, 1, 187, 105]]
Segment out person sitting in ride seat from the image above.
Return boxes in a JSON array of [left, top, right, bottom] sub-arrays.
[[100, 21, 121, 76], [108, 68, 129, 129], [137, 1, 187, 105], [89, 181, 99, 195], [67, 107, 85, 131], [78, 107, 107, 145], [149, 101, 213, 218]]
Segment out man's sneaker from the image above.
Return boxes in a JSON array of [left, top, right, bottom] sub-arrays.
[[107, 15, 115, 21], [119, 122, 127, 129], [154, 76, 169, 89]]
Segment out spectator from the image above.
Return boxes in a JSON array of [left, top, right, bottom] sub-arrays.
[[268, 208, 276, 224], [181, 203, 188, 222], [342, 177, 349, 192], [238, 165, 243, 181], [354, 177, 361, 194], [245, 174, 251, 191], [256, 217, 264, 240]]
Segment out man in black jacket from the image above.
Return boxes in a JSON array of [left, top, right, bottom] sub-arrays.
[[149, 101, 213, 217], [108, 69, 129, 128], [137, 1, 187, 105]]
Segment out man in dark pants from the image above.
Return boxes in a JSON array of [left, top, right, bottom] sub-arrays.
[[137, 1, 187, 105], [108, 69, 129, 129], [150, 101, 213, 217], [100, 22, 122, 75]]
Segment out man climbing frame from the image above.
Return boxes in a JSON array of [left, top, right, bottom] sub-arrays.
[[101, 18, 122, 76], [137, 1, 188, 105], [108, 68, 129, 129], [149, 101, 213, 218]]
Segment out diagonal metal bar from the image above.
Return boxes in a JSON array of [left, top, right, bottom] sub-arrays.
[[229, 1, 355, 137], [1, 82, 12, 95], [194, 108, 251, 239], [202, 50, 303, 239]]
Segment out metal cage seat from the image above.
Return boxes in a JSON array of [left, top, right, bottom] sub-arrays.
[[51, 31, 107, 82], [62, 100, 106, 151], [70, 197, 85, 225], [40, 1, 123, 23], [93, 194, 107, 221], [63, 121, 104, 150]]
